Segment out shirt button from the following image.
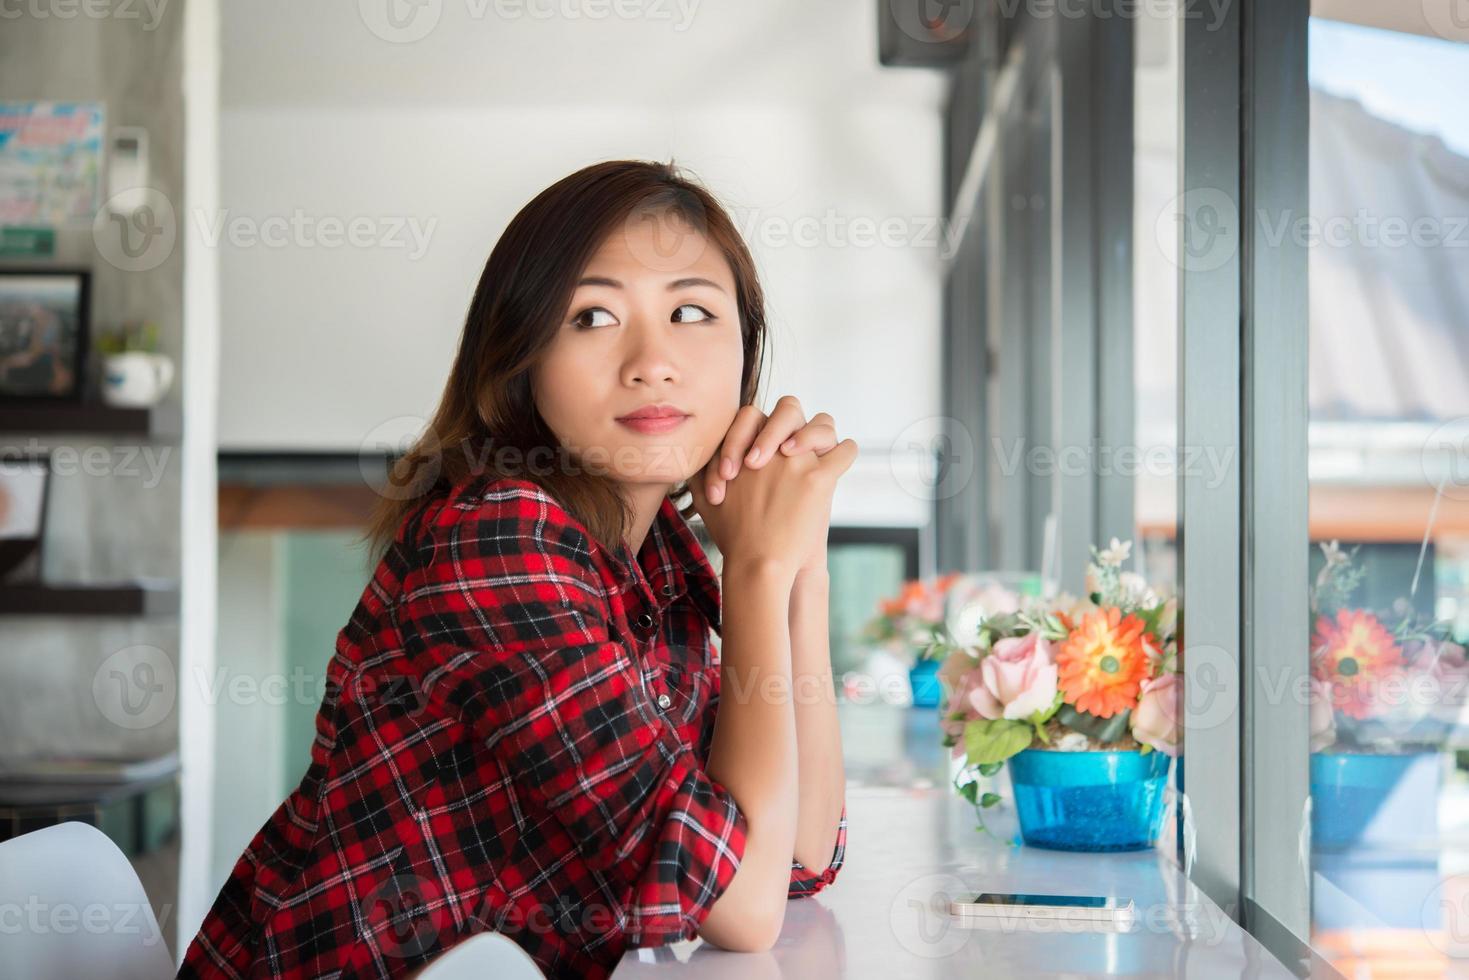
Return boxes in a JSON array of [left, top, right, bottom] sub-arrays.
[[660, 583, 677, 597], [656, 693, 673, 710], [636, 612, 655, 631]]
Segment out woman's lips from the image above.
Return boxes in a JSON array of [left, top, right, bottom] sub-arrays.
[[616, 414, 690, 434]]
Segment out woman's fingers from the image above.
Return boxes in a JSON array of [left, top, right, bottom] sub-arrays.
[[693, 441, 724, 508], [742, 395, 808, 470], [778, 412, 838, 457], [706, 405, 767, 504], [817, 438, 860, 479]]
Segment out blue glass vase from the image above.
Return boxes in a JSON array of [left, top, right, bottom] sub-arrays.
[[1310, 752, 1429, 851], [1008, 748, 1172, 852], [908, 657, 943, 707]]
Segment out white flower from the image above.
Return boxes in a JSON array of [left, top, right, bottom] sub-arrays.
[[1319, 540, 1346, 567], [1056, 731, 1090, 752], [1118, 572, 1159, 608], [1098, 538, 1132, 568]]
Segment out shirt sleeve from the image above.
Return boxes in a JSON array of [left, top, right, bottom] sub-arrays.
[[787, 802, 846, 898], [402, 480, 748, 946]]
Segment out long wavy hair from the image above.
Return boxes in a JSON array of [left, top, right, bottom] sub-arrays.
[[363, 159, 769, 560]]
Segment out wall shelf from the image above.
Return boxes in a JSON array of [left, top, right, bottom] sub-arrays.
[[0, 582, 180, 616], [0, 403, 181, 441]]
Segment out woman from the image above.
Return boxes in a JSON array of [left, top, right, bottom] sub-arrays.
[[179, 159, 857, 979]]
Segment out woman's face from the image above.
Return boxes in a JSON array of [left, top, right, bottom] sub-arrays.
[[532, 212, 746, 488]]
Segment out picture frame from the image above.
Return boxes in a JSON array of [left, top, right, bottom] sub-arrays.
[[0, 267, 91, 402], [0, 451, 51, 582]]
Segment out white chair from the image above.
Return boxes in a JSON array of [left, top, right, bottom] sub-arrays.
[[414, 929, 546, 979], [0, 821, 175, 980]]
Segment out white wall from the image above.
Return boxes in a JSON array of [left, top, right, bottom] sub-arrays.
[[214, 0, 947, 525]]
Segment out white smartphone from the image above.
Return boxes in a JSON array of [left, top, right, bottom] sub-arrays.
[[948, 892, 1135, 926]]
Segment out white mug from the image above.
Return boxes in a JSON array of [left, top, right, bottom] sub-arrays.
[[101, 352, 175, 407]]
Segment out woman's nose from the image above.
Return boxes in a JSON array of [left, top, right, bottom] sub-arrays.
[[620, 319, 680, 386]]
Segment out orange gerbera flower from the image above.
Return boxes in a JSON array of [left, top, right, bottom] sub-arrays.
[[1056, 607, 1153, 718], [879, 581, 927, 618], [1310, 609, 1403, 720]]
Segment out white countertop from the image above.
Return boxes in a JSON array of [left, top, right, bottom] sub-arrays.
[[613, 702, 1299, 978]]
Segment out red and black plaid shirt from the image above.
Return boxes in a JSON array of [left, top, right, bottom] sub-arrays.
[[179, 474, 845, 979]]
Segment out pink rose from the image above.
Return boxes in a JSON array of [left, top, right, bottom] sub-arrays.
[[1308, 677, 1336, 752], [938, 650, 984, 759], [968, 634, 1058, 722], [1131, 673, 1181, 757]]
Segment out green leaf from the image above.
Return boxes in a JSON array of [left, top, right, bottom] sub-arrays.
[[958, 780, 979, 805], [976, 761, 1004, 777], [964, 719, 1034, 766], [1055, 704, 1132, 743], [980, 792, 1002, 808], [1030, 690, 1064, 726]]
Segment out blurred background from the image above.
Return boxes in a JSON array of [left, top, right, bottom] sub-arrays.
[[1, 0, 1467, 974]]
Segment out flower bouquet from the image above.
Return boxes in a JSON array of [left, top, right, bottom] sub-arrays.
[[1308, 541, 1466, 849], [860, 572, 965, 706], [937, 539, 1181, 851]]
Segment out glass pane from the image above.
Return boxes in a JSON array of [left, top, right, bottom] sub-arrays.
[[1304, 12, 1469, 973]]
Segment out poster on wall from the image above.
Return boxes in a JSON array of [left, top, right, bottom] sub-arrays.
[[0, 102, 105, 227]]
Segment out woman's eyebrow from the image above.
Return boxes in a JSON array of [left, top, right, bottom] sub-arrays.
[[575, 275, 727, 293]]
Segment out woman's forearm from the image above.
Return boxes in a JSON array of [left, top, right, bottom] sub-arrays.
[[789, 566, 844, 872], [700, 558, 800, 950]]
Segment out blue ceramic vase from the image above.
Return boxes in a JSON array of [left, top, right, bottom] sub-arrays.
[[1310, 751, 1433, 851], [1008, 748, 1173, 852], [908, 657, 943, 707]]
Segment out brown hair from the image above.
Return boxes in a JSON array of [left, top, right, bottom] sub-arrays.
[[363, 159, 768, 560]]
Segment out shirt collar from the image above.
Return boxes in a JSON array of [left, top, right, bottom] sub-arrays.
[[610, 495, 722, 634]]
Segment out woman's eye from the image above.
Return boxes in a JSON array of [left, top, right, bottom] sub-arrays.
[[572, 307, 617, 329], [672, 304, 715, 323]]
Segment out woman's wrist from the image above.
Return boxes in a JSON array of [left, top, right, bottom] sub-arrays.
[[722, 555, 799, 594]]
